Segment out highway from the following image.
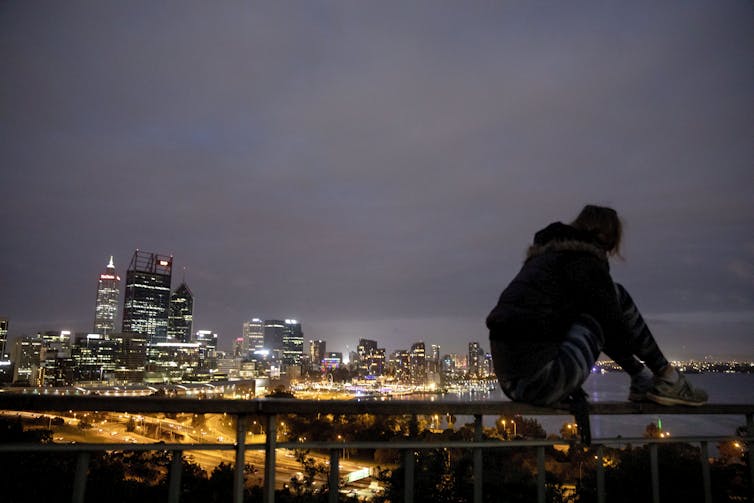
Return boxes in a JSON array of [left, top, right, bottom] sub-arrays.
[[2, 410, 384, 497]]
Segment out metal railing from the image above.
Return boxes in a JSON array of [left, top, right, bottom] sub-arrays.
[[0, 394, 752, 503]]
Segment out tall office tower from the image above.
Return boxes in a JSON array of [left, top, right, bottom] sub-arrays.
[[168, 282, 193, 342], [233, 337, 244, 357], [93, 257, 120, 336], [243, 319, 264, 353], [429, 344, 441, 373], [195, 330, 219, 371], [122, 251, 173, 343], [309, 339, 326, 370], [195, 330, 218, 351], [468, 341, 483, 379], [263, 319, 285, 358], [71, 333, 120, 383], [12, 336, 43, 385], [0, 316, 8, 356], [410, 341, 426, 384], [282, 319, 304, 366]]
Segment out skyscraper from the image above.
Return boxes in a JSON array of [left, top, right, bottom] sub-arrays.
[[410, 341, 426, 384], [168, 282, 193, 342], [0, 317, 8, 357], [468, 341, 483, 379], [93, 257, 120, 336], [263, 320, 285, 354], [243, 318, 264, 353], [122, 251, 172, 343], [309, 339, 326, 370], [282, 319, 304, 366]]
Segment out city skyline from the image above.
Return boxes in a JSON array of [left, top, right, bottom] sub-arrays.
[[1, 2, 752, 360]]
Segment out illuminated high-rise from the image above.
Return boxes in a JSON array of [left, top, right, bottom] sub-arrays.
[[0, 316, 8, 357], [122, 251, 172, 343], [309, 339, 326, 370], [468, 341, 483, 379], [93, 256, 120, 336], [168, 282, 193, 342], [282, 319, 304, 366], [410, 341, 426, 383], [243, 318, 264, 353]]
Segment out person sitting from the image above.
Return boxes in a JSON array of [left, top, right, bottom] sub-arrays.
[[486, 204, 707, 407]]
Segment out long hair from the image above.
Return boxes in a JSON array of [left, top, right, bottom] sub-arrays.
[[571, 205, 623, 256]]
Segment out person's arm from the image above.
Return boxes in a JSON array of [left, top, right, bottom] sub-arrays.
[[564, 255, 628, 340]]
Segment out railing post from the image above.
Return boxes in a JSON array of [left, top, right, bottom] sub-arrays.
[[537, 445, 546, 503], [328, 449, 340, 503], [596, 445, 605, 503], [71, 451, 90, 503], [699, 441, 711, 503], [168, 450, 183, 503], [404, 449, 415, 503], [264, 414, 278, 503], [473, 414, 483, 503], [650, 443, 660, 503], [234, 414, 248, 503]]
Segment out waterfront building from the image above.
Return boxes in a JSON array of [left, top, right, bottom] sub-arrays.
[[323, 352, 343, 370], [429, 344, 441, 373], [388, 349, 411, 382], [468, 341, 484, 379], [365, 347, 386, 376], [93, 256, 120, 336], [410, 341, 426, 384], [440, 353, 461, 382], [122, 251, 172, 343], [168, 282, 193, 342], [356, 338, 377, 375], [243, 319, 264, 354]]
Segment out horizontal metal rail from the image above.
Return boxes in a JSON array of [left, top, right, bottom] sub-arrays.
[[1, 393, 752, 415], [0, 395, 752, 503]]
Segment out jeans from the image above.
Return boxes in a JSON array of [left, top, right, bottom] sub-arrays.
[[492, 283, 669, 405]]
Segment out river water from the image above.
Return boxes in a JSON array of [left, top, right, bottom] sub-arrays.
[[406, 373, 754, 438]]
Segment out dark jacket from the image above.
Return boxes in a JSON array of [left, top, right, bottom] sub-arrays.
[[486, 222, 628, 380]]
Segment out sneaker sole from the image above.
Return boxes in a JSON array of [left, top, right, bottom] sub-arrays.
[[646, 392, 706, 407]]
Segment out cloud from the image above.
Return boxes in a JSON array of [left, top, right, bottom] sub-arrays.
[[1, 1, 753, 357]]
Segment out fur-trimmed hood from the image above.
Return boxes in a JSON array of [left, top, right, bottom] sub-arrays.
[[525, 222, 607, 262]]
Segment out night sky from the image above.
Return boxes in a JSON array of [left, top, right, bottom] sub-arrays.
[[1, 1, 752, 360]]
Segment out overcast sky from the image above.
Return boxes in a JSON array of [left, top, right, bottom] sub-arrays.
[[1, 1, 752, 360]]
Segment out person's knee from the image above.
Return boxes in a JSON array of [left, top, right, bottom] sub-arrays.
[[573, 314, 605, 348]]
